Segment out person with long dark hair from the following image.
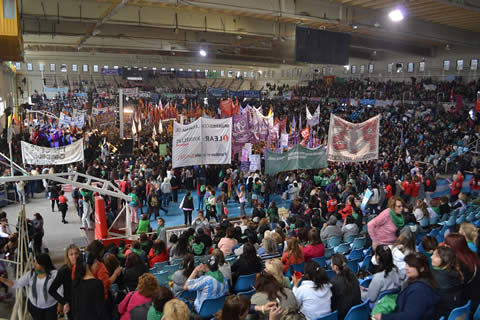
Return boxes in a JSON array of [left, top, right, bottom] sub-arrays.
[[250, 272, 297, 320], [292, 261, 332, 320], [172, 253, 195, 297], [231, 242, 263, 284], [431, 246, 465, 319], [0, 253, 57, 320], [214, 294, 251, 320], [330, 254, 361, 320], [303, 229, 325, 262], [181, 191, 194, 225], [49, 244, 80, 318], [147, 239, 169, 268], [71, 253, 106, 320], [444, 233, 480, 314], [365, 245, 404, 302], [373, 253, 439, 320], [171, 233, 191, 260]]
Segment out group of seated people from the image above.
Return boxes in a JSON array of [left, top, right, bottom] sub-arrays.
[[2, 189, 480, 320]]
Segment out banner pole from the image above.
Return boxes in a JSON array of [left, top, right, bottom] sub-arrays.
[[9, 142, 13, 177]]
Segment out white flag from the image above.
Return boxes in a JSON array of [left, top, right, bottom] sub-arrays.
[[152, 123, 157, 138], [159, 120, 163, 133], [132, 119, 137, 136], [307, 105, 320, 127]]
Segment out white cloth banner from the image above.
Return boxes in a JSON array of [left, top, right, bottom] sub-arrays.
[[280, 133, 289, 147], [172, 117, 232, 168], [249, 154, 261, 172], [306, 105, 320, 127], [327, 114, 380, 162], [59, 113, 85, 128], [21, 139, 84, 165]]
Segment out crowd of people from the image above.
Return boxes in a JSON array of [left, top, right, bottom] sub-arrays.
[[0, 78, 480, 320]]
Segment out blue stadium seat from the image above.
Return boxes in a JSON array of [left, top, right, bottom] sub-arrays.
[[351, 237, 367, 250], [359, 276, 372, 288], [344, 299, 370, 320], [153, 271, 169, 286], [312, 256, 327, 268], [420, 217, 430, 228], [347, 249, 364, 262], [153, 261, 168, 272], [237, 288, 256, 298], [286, 262, 305, 278], [325, 247, 335, 259], [326, 270, 336, 280], [440, 300, 471, 320], [327, 236, 342, 248], [315, 310, 338, 320], [179, 289, 197, 301], [345, 234, 356, 244], [347, 260, 359, 274], [198, 295, 226, 319], [429, 215, 440, 225], [359, 255, 372, 271], [163, 263, 181, 274], [233, 273, 256, 293], [334, 243, 351, 255]]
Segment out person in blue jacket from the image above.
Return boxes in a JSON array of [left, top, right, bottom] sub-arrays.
[[373, 252, 439, 320]]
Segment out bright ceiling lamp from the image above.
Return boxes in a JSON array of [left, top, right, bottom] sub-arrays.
[[199, 49, 207, 57], [388, 9, 404, 22]]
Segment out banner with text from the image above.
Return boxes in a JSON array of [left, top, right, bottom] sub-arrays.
[[172, 117, 232, 168], [265, 144, 328, 175], [327, 114, 380, 162], [21, 139, 84, 165]]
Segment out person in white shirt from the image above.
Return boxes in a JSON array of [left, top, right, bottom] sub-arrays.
[[0, 253, 59, 319], [16, 180, 25, 205], [292, 261, 332, 320]]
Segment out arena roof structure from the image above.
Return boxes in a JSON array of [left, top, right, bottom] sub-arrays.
[[19, 0, 480, 65]]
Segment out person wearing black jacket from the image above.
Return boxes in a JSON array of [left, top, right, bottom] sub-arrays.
[[431, 246, 465, 319], [181, 191, 194, 225], [49, 244, 80, 318], [231, 243, 263, 285], [119, 252, 149, 292], [330, 254, 362, 320], [170, 174, 179, 203], [196, 228, 212, 255]]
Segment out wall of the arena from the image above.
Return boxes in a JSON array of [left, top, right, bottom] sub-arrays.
[[15, 45, 480, 96], [0, 63, 16, 115]]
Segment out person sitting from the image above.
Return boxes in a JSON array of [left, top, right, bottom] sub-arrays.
[[421, 236, 438, 268], [214, 294, 251, 320], [211, 249, 232, 286], [431, 246, 465, 319], [391, 232, 416, 277], [250, 272, 298, 320], [265, 258, 291, 288], [161, 299, 191, 320], [320, 215, 343, 243], [147, 239, 169, 268], [184, 255, 229, 313], [373, 253, 439, 320], [281, 237, 304, 273], [292, 261, 332, 320], [172, 254, 195, 297], [330, 254, 362, 320], [258, 237, 282, 265], [231, 243, 263, 285], [217, 226, 238, 256], [459, 222, 478, 253], [364, 245, 404, 303], [118, 273, 159, 320], [121, 252, 148, 292], [341, 215, 359, 242], [137, 214, 150, 234], [303, 229, 325, 263]]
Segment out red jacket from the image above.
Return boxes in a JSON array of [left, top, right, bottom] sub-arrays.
[[470, 177, 480, 191], [410, 181, 421, 197], [327, 199, 338, 213], [401, 180, 412, 196], [148, 248, 169, 268], [303, 243, 325, 262]]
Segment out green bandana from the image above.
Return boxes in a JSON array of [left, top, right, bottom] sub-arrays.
[[147, 305, 163, 320], [34, 270, 46, 275], [130, 247, 143, 256], [389, 209, 405, 230], [206, 270, 224, 283]]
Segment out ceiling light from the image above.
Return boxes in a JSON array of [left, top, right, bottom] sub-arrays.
[[236, 35, 242, 40], [388, 9, 404, 22], [374, 22, 380, 28], [199, 49, 207, 57], [352, 25, 358, 29]]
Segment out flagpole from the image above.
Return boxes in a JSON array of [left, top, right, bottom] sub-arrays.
[[8, 142, 13, 177], [119, 88, 124, 139]]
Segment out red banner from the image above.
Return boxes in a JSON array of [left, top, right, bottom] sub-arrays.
[[220, 99, 234, 117]]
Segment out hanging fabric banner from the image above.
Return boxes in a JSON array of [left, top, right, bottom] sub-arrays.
[[248, 107, 273, 142], [306, 105, 321, 127], [172, 117, 232, 168], [280, 133, 289, 147], [327, 114, 380, 162], [232, 112, 250, 145], [21, 139, 84, 165], [265, 144, 328, 175]]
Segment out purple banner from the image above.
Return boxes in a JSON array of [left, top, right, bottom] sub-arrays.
[[248, 107, 271, 142], [232, 112, 250, 144]]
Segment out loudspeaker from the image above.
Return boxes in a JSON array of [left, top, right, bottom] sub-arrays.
[[295, 26, 350, 65]]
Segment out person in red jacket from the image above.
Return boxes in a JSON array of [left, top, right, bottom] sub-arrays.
[[409, 175, 422, 206], [401, 175, 413, 204], [147, 239, 169, 268], [327, 195, 338, 214], [303, 229, 325, 262], [449, 172, 463, 202]]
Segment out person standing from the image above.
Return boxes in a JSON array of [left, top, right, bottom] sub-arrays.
[[170, 174, 179, 203], [181, 191, 194, 225], [80, 192, 93, 231], [160, 178, 171, 207], [58, 191, 69, 224], [235, 185, 246, 216], [15, 180, 25, 205], [0, 253, 58, 320], [30, 213, 45, 255]]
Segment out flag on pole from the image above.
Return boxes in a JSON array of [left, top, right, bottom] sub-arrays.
[[152, 123, 157, 138], [132, 119, 137, 136], [159, 120, 163, 134]]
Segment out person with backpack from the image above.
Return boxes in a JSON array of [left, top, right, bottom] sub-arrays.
[[147, 189, 160, 219]]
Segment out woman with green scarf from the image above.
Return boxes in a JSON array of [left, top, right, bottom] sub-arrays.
[[184, 255, 229, 313], [368, 196, 406, 249]]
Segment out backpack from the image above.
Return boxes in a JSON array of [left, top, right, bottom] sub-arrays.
[[129, 301, 152, 320], [150, 195, 159, 207]]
